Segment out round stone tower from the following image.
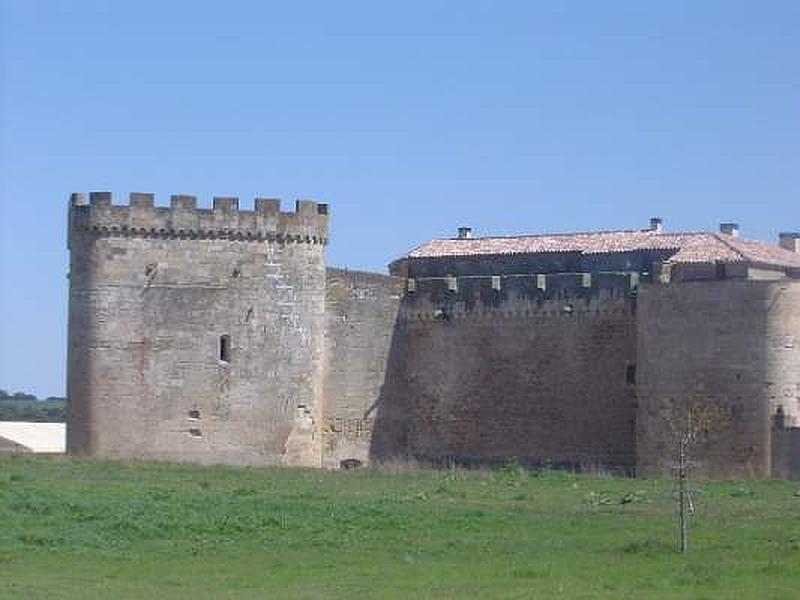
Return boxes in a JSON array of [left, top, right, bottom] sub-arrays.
[[636, 279, 800, 478], [66, 192, 329, 466]]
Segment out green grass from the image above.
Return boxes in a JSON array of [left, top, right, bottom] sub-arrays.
[[1, 456, 799, 599]]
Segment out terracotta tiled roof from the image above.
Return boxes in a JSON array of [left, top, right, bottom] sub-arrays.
[[403, 229, 800, 268], [716, 236, 800, 268]]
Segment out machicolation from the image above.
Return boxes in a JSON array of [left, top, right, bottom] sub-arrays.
[[69, 192, 329, 243]]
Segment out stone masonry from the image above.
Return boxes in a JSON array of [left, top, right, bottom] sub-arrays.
[[66, 195, 800, 478], [67, 192, 328, 466]]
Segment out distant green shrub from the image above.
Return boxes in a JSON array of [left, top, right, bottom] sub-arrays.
[[0, 389, 65, 422]]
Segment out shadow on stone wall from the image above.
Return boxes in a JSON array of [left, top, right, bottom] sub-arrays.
[[366, 316, 410, 462]]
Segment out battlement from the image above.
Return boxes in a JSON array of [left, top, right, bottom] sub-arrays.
[[402, 271, 637, 321], [68, 192, 329, 244]]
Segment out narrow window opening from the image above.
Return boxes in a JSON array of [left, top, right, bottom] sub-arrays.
[[625, 363, 637, 385], [188, 428, 202, 438], [219, 334, 231, 363], [188, 409, 201, 420], [774, 405, 786, 431]]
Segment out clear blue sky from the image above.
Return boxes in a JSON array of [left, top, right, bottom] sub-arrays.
[[1, 1, 798, 398]]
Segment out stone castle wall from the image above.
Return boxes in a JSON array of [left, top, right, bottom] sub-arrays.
[[399, 272, 639, 471], [67, 192, 328, 466], [636, 280, 800, 478], [65, 194, 799, 478], [321, 268, 406, 468]]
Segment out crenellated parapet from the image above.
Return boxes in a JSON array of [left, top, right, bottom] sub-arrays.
[[402, 271, 638, 321], [68, 192, 329, 245]]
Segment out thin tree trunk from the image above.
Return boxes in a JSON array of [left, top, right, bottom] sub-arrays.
[[678, 439, 688, 553]]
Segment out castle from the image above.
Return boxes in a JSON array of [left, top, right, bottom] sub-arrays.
[[66, 192, 800, 478]]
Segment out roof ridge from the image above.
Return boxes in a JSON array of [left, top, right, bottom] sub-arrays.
[[709, 232, 748, 262], [447, 228, 652, 241], [437, 229, 729, 242]]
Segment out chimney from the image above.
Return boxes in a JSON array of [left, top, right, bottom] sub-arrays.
[[649, 217, 663, 233], [719, 223, 740, 237], [778, 232, 800, 253], [457, 226, 473, 239]]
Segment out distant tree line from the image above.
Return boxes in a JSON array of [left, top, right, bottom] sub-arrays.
[[0, 389, 66, 422]]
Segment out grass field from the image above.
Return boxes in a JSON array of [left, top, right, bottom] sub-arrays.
[[1, 455, 799, 599]]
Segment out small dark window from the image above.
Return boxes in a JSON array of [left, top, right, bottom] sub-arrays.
[[219, 334, 231, 363], [774, 405, 786, 431], [625, 363, 636, 385], [188, 428, 202, 438], [188, 409, 201, 420]]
